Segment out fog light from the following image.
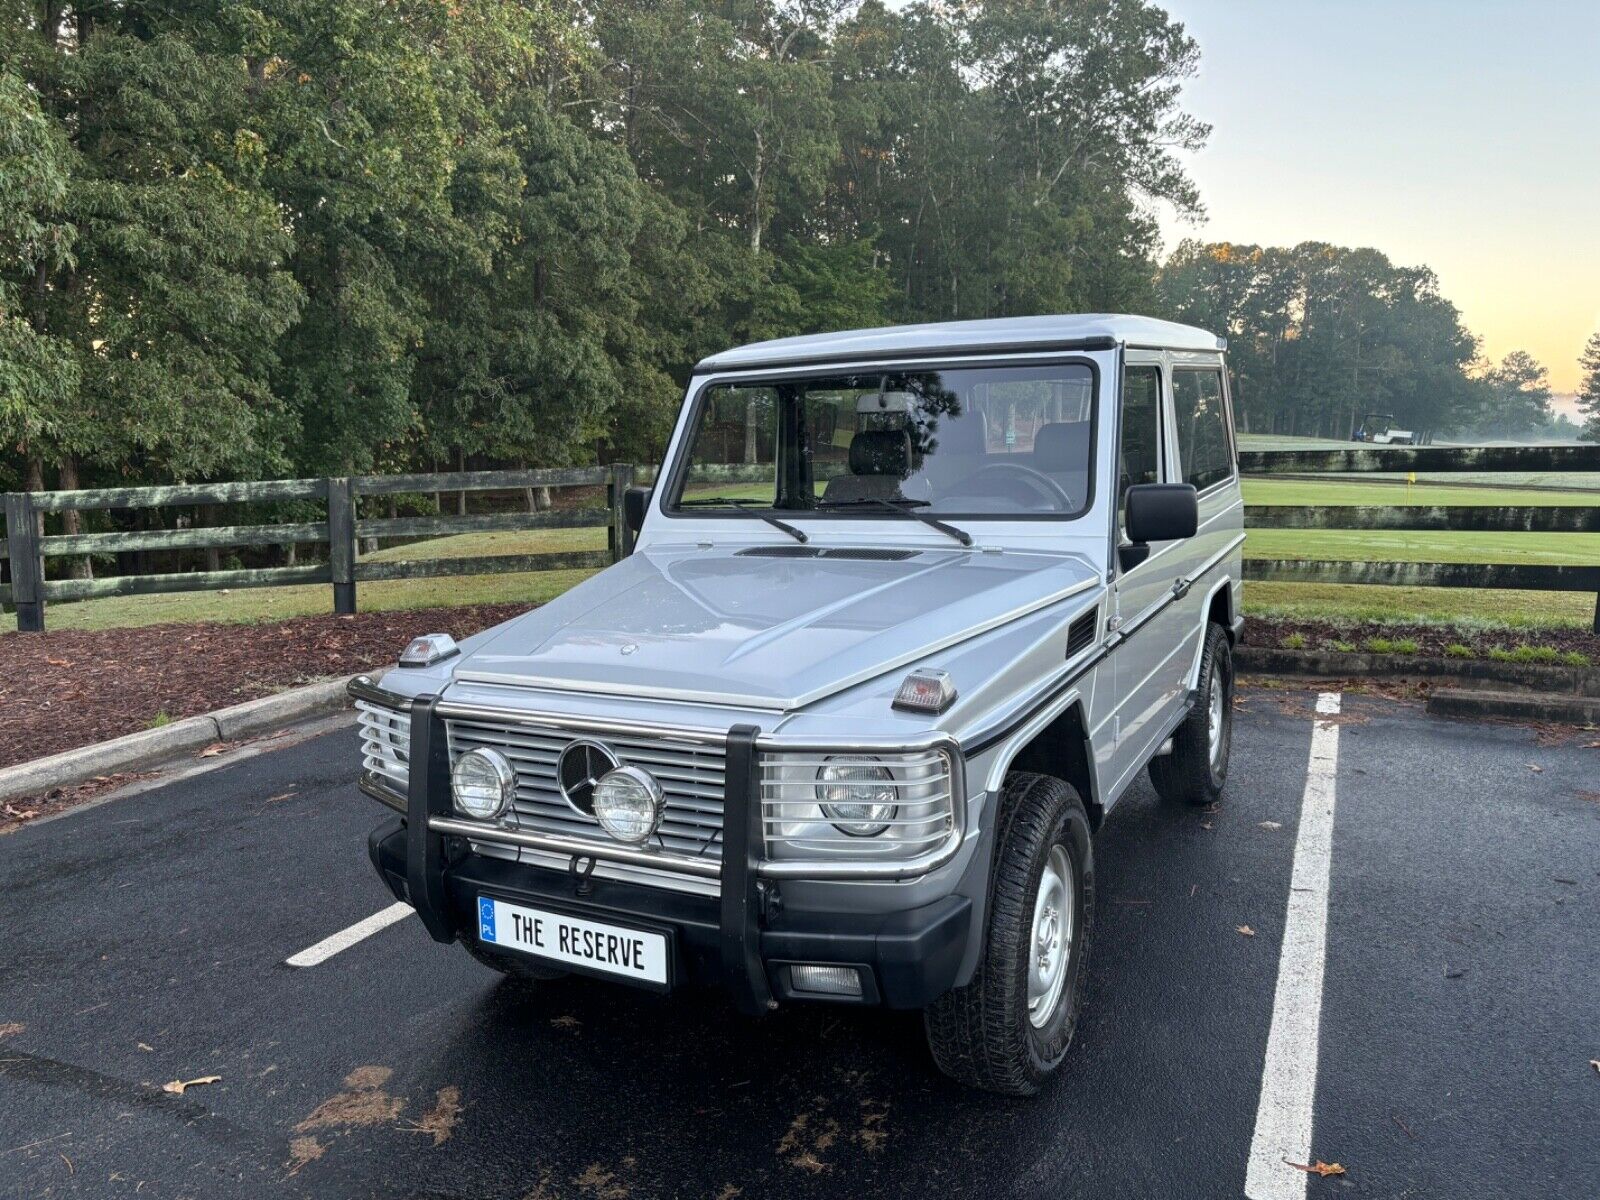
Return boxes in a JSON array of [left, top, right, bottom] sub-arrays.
[[789, 965, 863, 998], [593, 766, 665, 845], [451, 748, 515, 819]]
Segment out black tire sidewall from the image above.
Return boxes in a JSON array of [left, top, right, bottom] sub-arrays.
[[1205, 629, 1234, 791], [1008, 787, 1096, 1080]]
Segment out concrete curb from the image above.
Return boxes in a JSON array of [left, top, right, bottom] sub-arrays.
[[1426, 688, 1600, 725], [1236, 647, 1600, 697], [0, 674, 361, 805]]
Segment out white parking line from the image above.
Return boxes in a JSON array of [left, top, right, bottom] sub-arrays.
[[285, 902, 414, 968], [1245, 691, 1342, 1200]]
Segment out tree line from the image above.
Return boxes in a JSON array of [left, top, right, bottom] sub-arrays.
[[1, 0, 1593, 526]]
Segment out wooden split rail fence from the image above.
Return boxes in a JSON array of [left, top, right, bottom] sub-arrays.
[[1239, 443, 1600, 632], [1, 465, 641, 633], [3, 446, 1598, 633]]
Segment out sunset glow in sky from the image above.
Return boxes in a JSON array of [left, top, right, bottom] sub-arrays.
[[1154, 0, 1600, 396]]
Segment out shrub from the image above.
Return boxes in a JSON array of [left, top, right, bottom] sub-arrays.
[[1366, 637, 1419, 655], [1561, 651, 1593, 667], [1329, 639, 1356, 653], [1282, 632, 1307, 650], [1444, 643, 1474, 659], [147, 712, 172, 728]]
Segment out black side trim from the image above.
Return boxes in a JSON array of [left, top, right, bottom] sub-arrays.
[[695, 336, 1117, 373], [720, 725, 772, 1014], [406, 694, 457, 943]]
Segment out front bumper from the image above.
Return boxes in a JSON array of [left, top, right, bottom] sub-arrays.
[[369, 691, 975, 1012], [368, 817, 971, 1009]]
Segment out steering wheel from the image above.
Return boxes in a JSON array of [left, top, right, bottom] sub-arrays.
[[960, 461, 1073, 510]]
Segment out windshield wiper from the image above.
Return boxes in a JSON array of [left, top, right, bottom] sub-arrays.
[[816, 496, 973, 547], [679, 497, 808, 543]]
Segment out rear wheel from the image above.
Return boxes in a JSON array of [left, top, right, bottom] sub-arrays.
[[1149, 623, 1233, 806], [924, 772, 1094, 1095], [462, 935, 568, 982]]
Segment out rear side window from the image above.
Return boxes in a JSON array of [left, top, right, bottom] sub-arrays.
[[1172, 369, 1234, 491]]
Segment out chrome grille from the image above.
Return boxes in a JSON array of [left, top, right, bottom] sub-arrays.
[[357, 701, 411, 793], [445, 716, 727, 862]]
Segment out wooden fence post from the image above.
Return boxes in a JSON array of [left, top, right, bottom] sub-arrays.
[[615, 463, 636, 558], [3, 492, 45, 632], [606, 465, 621, 563], [328, 477, 357, 614]]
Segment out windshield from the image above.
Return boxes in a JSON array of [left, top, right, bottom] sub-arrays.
[[666, 362, 1096, 519]]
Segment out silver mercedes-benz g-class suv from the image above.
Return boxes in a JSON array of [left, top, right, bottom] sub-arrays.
[[353, 314, 1244, 1094]]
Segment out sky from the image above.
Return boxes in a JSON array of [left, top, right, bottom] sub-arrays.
[[1149, 0, 1600, 400]]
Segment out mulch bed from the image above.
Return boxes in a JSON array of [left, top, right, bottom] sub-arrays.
[[0, 604, 528, 771], [1242, 616, 1600, 661]]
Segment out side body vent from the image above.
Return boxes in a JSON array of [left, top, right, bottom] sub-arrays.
[[1065, 608, 1098, 658]]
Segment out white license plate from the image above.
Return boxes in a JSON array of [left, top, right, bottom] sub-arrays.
[[476, 896, 668, 985]]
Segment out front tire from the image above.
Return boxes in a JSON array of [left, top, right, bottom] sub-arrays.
[[924, 772, 1094, 1095], [1149, 623, 1233, 806]]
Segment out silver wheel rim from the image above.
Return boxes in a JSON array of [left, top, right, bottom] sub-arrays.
[[1027, 844, 1075, 1029], [1207, 668, 1226, 770]]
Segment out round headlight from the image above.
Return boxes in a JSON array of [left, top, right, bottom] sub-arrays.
[[593, 766, 665, 845], [816, 756, 897, 836], [451, 748, 516, 820]]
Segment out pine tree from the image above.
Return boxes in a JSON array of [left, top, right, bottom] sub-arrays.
[[1577, 333, 1600, 443]]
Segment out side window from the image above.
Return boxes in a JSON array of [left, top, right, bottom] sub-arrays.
[[1172, 369, 1234, 491], [1118, 365, 1162, 542]]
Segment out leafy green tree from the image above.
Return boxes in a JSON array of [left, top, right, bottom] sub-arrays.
[[1480, 350, 1553, 439], [0, 67, 77, 481]]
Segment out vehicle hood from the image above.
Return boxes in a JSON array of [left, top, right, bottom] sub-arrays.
[[451, 544, 1098, 710]]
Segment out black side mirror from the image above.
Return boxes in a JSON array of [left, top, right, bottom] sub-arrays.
[[623, 485, 653, 534], [1120, 483, 1197, 570]]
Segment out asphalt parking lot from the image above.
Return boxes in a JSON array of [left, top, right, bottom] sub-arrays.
[[2, 687, 1596, 1199]]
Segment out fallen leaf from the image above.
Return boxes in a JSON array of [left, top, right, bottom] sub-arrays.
[[198, 744, 227, 758], [163, 1075, 222, 1095], [1285, 1160, 1346, 1177], [264, 791, 298, 804], [1236, 925, 1256, 937], [2, 805, 39, 821], [137, 1042, 154, 1052], [1590, 1060, 1599, 1074], [1258, 820, 1282, 831], [1199, 821, 1213, 830], [1527, 763, 1543, 774], [0, 1022, 24, 1039], [550, 1015, 581, 1030]]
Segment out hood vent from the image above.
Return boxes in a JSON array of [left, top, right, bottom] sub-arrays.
[[1066, 608, 1098, 658], [737, 545, 823, 558], [822, 547, 918, 561], [735, 546, 918, 562]]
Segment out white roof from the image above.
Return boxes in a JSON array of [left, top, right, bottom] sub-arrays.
[[696, 313, 1224, 372]]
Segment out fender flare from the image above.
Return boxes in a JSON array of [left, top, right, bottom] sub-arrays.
[[1185, 575, 1234, 692]]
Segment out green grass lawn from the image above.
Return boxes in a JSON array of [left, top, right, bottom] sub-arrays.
[[14, 475, 1598, 635]]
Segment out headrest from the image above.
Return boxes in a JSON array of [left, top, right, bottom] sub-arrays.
[[1034, 421, 1090, 471], [849, 429, 913, 477]]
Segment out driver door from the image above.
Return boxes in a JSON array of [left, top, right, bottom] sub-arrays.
[[1109, 358, 1191, 791]]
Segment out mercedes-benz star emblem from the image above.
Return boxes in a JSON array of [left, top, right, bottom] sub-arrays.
[[556, 739, 621, 816]]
